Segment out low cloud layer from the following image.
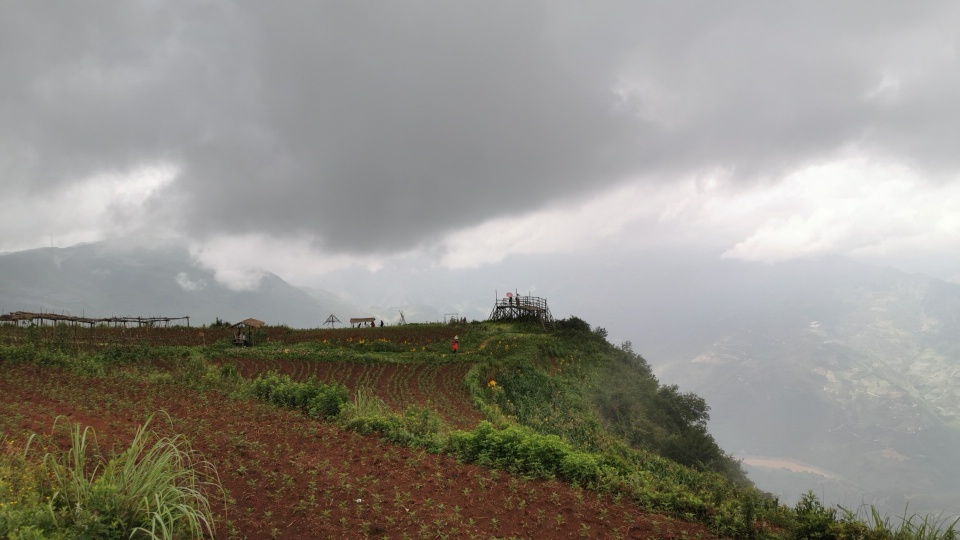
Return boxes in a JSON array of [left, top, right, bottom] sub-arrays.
[[2, 1, 959, 282]]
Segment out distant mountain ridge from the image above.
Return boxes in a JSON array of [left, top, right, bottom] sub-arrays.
[[0, 241, 350, 328]]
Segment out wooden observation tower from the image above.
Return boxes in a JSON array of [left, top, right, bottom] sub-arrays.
[[488, 292, 555, 331]]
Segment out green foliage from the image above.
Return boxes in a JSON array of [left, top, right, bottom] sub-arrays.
[[358, 339, 408, 353], [218, 362, 239, 380], [5, 320, 960, 540], [0, 343, 73, 368], [792, 491, 838, 539], [210, 317, 231, 328], [483, 361, 606, 449], [467, 316, 746, 483], [552, 316, 610, 354], [339, 385, 391, 419], [779, 491, 958, 540], [97, 344, 154, 365], [339, 388, 447, 451], [445, 419, 772, 536], [554, 316, 591, 335], [0, 434, 51, 535], [0, 418, 219, 540], [447, 422, 589, 481], [43, 418, 218, 539], [0, 342, 209, 381], [250, 371, 349, 419], [587, 341, 747, 482]]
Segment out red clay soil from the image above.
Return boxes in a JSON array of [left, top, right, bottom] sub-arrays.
[[218, 358, 483, 430], [0, 363, 719, 539]]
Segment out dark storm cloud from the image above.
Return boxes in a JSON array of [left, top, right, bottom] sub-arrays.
[[3, 1, 958, 253]]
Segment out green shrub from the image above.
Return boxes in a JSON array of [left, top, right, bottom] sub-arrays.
[[447, 421, 597, 482], [218, 363, 238, 380], [250, 371, 349, 419], [0, 344, 40, 364], [97, 344, 164, 365], [793, 491, 837, 539], [559, 451, 602, 486], [400, 405, 444, 440], [308, 384, 350, 419], [339, 388, 447, 451]]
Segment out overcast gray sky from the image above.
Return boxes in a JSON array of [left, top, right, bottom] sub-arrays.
[[3, 1, 959, 286]]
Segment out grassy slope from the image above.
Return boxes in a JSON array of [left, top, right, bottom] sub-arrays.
[[1, 320, 957, 539]]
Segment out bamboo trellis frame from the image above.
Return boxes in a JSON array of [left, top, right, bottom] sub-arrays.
[[0, 311, 190, 328]]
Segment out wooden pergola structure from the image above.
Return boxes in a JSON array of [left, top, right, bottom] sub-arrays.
[[0, 311, 190, 328], [349, 317, 376, 328]]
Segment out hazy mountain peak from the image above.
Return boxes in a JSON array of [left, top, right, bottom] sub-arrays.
[[0, 241, 354, 327]]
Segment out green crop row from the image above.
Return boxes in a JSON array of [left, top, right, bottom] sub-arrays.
[[249, 371, 349, 419]]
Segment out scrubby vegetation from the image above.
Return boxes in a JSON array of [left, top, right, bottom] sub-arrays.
[[1, 418, 218, 539], [0, 318, 957, 539]]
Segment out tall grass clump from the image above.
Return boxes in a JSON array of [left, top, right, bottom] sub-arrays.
[[892, 512, 960, 540], [339, 387, 448, 451], [39, 417, 219, 539], [339, 385, 391, 421], [828, 501, 960, 540]]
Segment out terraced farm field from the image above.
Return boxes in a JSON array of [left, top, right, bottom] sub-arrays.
[[0, 324, 461, 350], [0, 362, 714, 539], [220, 358, 483, 430]]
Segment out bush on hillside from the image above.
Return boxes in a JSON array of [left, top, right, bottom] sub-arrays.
[[587, 343, 747, 483], [473, 316, 747, 484], [555, 316, 592, 335], [447, 421, 605, 485], [250, 371, 349, 419]]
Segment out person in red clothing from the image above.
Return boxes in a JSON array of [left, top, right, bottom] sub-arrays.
[[452, 335, 459, 354]]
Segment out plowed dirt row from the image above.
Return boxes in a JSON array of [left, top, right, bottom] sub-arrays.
[[219, 358, 483, 430], [0, 325, 462, 349], [0, 364, 716, 539]]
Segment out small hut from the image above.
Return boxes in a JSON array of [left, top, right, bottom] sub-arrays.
[[349, 317, 377, 328], [231, 318, 265, 346]]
